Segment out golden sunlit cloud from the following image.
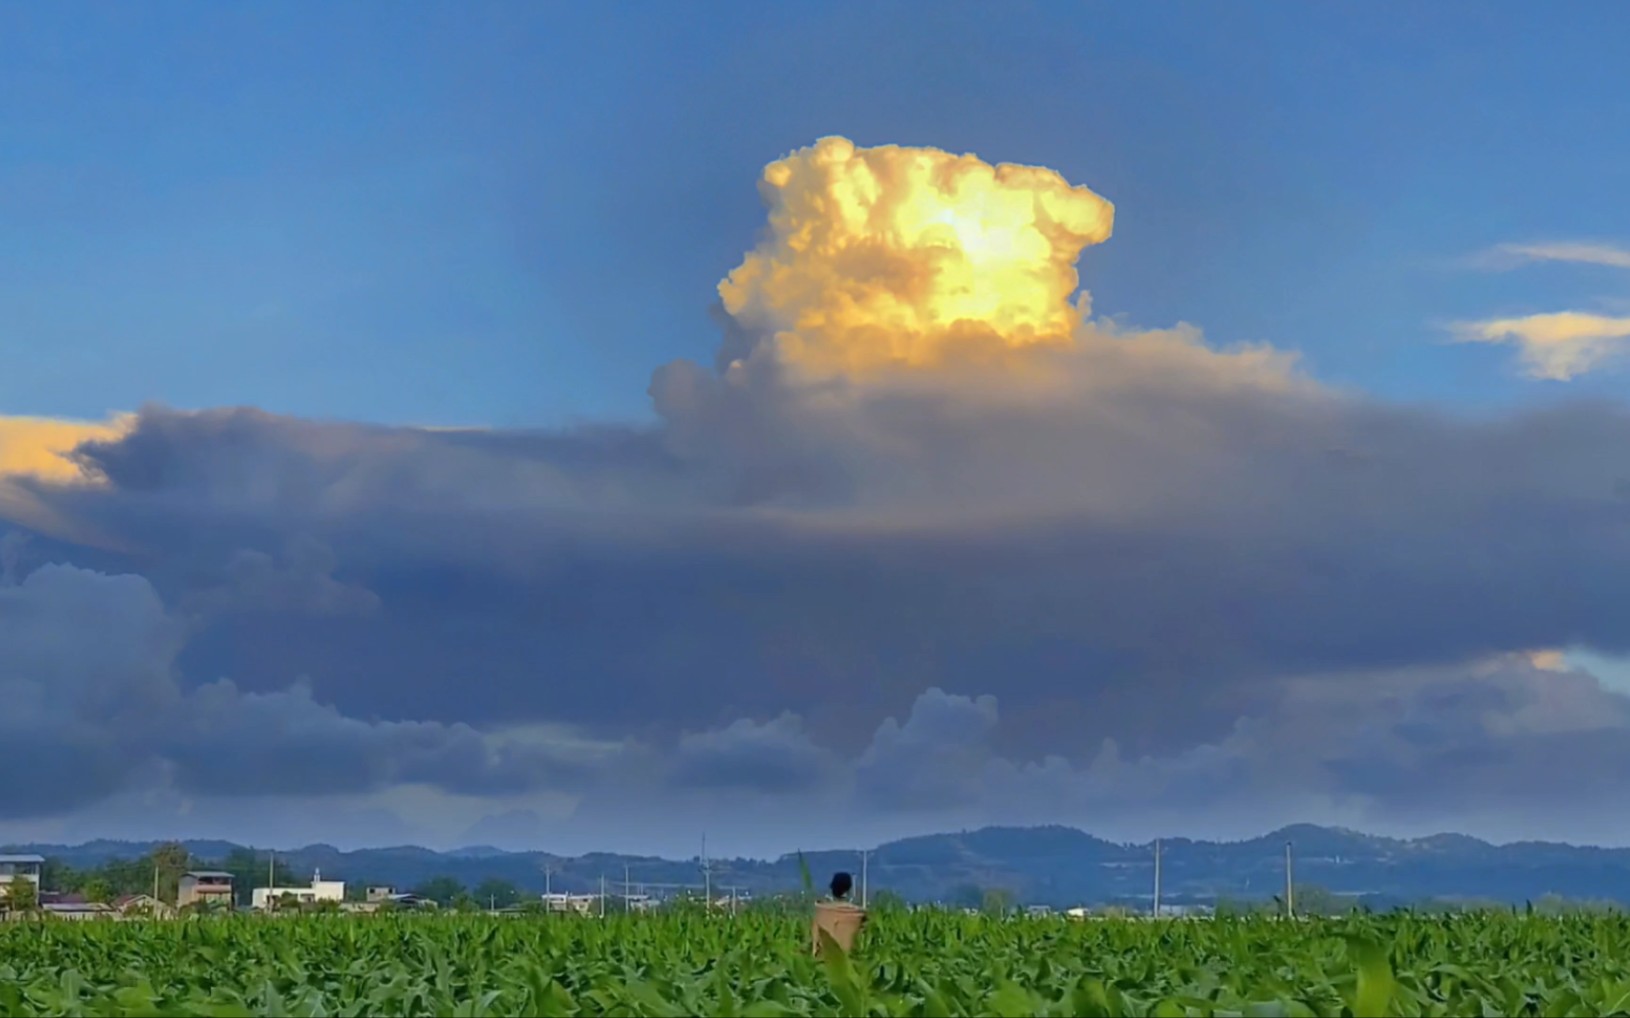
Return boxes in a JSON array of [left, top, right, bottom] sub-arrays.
[[718, 136, 1115, 378], [0, 414, 137, 552], [1525, 649, 1568, 672], [0, 414, 131, 484], [1450, 311, 1630, 380]]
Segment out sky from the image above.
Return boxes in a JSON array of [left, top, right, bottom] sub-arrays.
[[5, 3, 1630, 858]]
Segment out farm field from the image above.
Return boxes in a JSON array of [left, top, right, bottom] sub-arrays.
[[1, 910, 1628, 1016]]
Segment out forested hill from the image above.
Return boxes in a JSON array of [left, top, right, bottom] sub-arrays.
[[11, 824, 1630, 909]]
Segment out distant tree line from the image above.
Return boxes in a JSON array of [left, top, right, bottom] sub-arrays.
[[39, 844, 300, 907]]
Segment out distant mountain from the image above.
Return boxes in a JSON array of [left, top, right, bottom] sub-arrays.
[[8, 824, 1630, 908]]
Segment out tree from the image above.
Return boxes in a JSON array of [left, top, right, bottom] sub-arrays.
[[82, 877, 114, 904], [1288, 884, 1351, 917], [40, 858, 76, 893], [217, 848, 296, 906], [949, 883, 985, 910], [474, 878, 521, 910], [412, 876, 466, 907], [151, 842, 191, 905], [5, 876, 38, 912], [869, 889, 908, 913], [980, 888, 1015, 917]]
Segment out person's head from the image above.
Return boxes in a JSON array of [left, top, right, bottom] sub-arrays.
[[829, 872, 853, 900]]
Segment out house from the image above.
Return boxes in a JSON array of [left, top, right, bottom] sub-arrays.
[[365, 885, 396, 902], [621, 893, 657, 913], [251, 869, 345, 910], [344, 891, 433, 914], [42, 901, 115, 922], [0, 855, 44, 902], [540, 892, 599, 914], [112, 894, 175, 919], [178, 871, 235, 909]]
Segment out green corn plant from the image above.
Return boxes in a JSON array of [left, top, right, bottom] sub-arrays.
[[0, 908, 1627, 1015]]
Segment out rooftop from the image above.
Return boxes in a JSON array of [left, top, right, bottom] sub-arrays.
[[0, 854, 45, 864], [184, 870, 234, 879]]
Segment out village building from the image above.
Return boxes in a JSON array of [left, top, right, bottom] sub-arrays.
[[0, 854, 44, 903], [178, 871, 235, 909], [251, 869, 345, 910]]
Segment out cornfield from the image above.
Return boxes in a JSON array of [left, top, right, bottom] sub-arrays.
[[2, 911, 1629, 1016]]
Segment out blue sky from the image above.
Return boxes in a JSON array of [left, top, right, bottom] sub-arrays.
[[9, 5, 1630, 856], [6, 2, 1630, 429]]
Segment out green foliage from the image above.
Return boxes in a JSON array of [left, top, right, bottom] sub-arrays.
[[34, 846, 298, 908], [473, 879, 522, 910], [4, 876, 38, 912], [81, 878, 114, 904], [147, 842, 191, 905], [980, 887, 1015, 916], [868, 889, 908, 913], [413, 876, 467, 907], [4, 911, 1630, 1014], [1289, 883, 1362, 918]]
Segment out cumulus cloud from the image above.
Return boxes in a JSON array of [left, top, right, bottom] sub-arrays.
[[5, 137, 1630, 847], [599, 654, 1630, 851], [1451, 311, 1630, 380], [180, 535, 381, 618], [669, 713, 836, 794], [716, 136, 1115, 377], [0, 557, 598, 818]]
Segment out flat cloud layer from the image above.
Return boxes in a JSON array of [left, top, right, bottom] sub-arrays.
[[5, 137, 1630, 853]]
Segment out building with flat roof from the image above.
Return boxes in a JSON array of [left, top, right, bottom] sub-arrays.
[[251, 869, 344, 910], [178, 871, 235, 909], [0, 855, 43, 903], [42, 901, 115, 921]]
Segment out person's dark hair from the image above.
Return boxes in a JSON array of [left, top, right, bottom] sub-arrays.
[[829, 871, 853, 900]]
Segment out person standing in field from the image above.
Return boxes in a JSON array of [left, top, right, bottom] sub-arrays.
[[828, 872, 853, 902], [812, 871, 866, 955]]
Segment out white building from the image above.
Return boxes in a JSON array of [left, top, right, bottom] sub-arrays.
[[0, 855, 43, 904], [251, 869, 345, 910], [0, 855, 43, 887], [540, 892, 599, 914]]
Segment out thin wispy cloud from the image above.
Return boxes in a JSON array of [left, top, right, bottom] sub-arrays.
[[1470, 241, 1630, 272], [1450, 311, 1630, 380], [1451, 240, 1630, 379]]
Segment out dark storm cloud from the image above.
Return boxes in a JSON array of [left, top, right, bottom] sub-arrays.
[[0, 561, 598, 817], [18, 362, 1630, 759], [668, 714, 836, 794], [10, 322, 1630, 839], [180, 535, 381, 618]]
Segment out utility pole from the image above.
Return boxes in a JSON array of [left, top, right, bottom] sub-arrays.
[[1284, 841, 1295, 919], [1153, 839, 1162, 919], [152, 861, 159, 905], [861, 850, 869, 908], [624, 863, 630, 908], [600, 874, 606, 919], [702, 834, 711, 910], [545, 867, 552, 898]]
